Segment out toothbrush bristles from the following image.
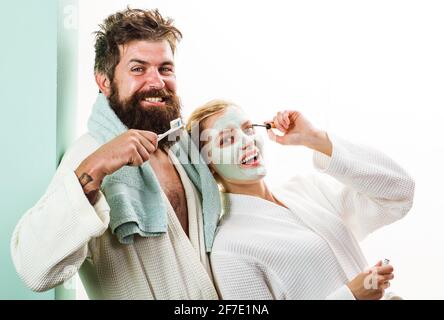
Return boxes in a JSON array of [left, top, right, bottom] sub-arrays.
[[170, 118, 183, 129], [158, 118, 184, 141]]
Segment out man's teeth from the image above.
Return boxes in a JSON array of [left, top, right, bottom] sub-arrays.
[[144, 97, 163, 103], [241, 154, 258, 165]]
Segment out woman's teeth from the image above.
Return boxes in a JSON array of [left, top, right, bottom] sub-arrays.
[[241, 154, 259, 165], [144, 97, 164, 103]]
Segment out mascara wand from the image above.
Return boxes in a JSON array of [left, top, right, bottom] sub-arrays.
[[252, 123, 276, 130]]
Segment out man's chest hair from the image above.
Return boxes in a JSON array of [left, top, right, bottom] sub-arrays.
[[150, 156, 188, 214]]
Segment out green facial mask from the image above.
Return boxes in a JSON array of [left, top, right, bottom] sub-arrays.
[[204, 106, 267, 182]]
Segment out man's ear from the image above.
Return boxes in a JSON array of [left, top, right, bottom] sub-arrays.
[[95, 73, 112, 97]]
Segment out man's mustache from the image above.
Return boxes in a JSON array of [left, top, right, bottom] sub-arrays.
[[134, 88, 173, 101]]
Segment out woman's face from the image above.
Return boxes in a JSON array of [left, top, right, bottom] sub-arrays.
[[201, 106, 267, 183]]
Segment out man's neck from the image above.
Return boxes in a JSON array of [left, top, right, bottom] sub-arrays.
[[150, 148, 170, 163]]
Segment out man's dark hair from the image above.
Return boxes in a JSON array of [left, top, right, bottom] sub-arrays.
[[94, 7, 182, 81]]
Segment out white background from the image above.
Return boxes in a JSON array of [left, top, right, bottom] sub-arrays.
[[76, 0, 444, 299]]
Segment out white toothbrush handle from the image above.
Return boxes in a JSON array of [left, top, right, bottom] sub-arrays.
[[157, 130, 170, 141], [157, 125, 183, 141]]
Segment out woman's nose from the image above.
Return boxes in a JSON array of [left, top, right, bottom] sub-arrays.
[[241, 135, 255, 150]]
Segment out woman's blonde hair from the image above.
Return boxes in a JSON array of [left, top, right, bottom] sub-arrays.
[[186, 99, 238, 149]]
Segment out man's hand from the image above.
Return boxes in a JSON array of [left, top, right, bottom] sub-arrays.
[[75, 129, 158, 203], [266, 110, 332, 156], [347, 260, 395, 300]]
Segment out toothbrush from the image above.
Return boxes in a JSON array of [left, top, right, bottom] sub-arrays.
[[158, 118, 184, 141]]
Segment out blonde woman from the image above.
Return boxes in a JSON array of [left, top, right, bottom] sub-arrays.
[[186, 100, 414, 300]]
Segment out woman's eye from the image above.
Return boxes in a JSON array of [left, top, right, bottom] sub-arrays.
[[244, 127, 255, 135], [220, 135, 235, 146]]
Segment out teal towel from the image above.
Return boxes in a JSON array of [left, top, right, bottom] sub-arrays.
[[87, 93, 221, 252]]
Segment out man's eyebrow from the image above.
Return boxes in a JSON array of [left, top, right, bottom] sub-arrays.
[[128, 59, 148, 65], [127, 59, 175, 66], [161, 60, 175, 66]]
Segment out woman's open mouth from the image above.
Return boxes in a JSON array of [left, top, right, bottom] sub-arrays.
[[239, 150, 261, 168]]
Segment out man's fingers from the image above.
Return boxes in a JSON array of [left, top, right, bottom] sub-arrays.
[[127, 147, 144, 166], [83, 181, 99, 194], [137, 134, 157, 155], [135, 143, 151, 163], [139, 130, 158, 149]]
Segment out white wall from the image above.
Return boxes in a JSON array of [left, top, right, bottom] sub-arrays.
[[76, 0, 444, 299]]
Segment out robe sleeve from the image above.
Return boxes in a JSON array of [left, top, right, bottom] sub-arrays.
[[10, 138, 110, 292], [308, 133, 415, 241]]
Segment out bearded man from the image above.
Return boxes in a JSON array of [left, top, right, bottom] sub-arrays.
[[11, 8, 219, 300]]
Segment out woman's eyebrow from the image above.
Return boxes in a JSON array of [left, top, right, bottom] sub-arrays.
[[242, 120, 253, 128]]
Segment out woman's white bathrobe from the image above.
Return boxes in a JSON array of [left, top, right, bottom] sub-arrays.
[[210, 134, 415, 300]]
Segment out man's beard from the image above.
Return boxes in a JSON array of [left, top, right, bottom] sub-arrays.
[[108, 83, 182, 149]]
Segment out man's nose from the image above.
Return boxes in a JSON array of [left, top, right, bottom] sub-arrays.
[[144, 68, 165, 90]]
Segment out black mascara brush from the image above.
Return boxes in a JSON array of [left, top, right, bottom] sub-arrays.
[[252, 123, 276, 130]]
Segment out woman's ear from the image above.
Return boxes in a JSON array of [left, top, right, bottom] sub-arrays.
[[95, 72, 112, 97]]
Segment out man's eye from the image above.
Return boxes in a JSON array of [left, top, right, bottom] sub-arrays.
[[160, 67, 174, 74], [131, 67, 144, 73]]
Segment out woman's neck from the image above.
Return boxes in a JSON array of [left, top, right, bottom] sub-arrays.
[[224, 180, 287, 208]]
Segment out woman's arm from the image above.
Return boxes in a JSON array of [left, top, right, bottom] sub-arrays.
[[268, 110, 415, 240], [311, 133, 414, 240]]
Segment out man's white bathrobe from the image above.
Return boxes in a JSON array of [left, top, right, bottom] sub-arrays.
[[210, 134, 415, 300], [11, 133, 218, 300]]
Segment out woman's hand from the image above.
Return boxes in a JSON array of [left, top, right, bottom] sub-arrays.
[[266, 110, 332, 156], [347, 261, 395, 300]]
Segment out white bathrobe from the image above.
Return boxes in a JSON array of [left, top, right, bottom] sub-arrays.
[[10, 133, 218, 300], [210, 134, 415, 300]]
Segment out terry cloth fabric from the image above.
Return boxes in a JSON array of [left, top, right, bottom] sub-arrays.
[[87, 93, 221, 252], [210, 134, 415, 299]]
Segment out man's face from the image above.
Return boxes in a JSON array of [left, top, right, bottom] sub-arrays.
[[112, 39, 177, 103], [106, 40, 181, 148]]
